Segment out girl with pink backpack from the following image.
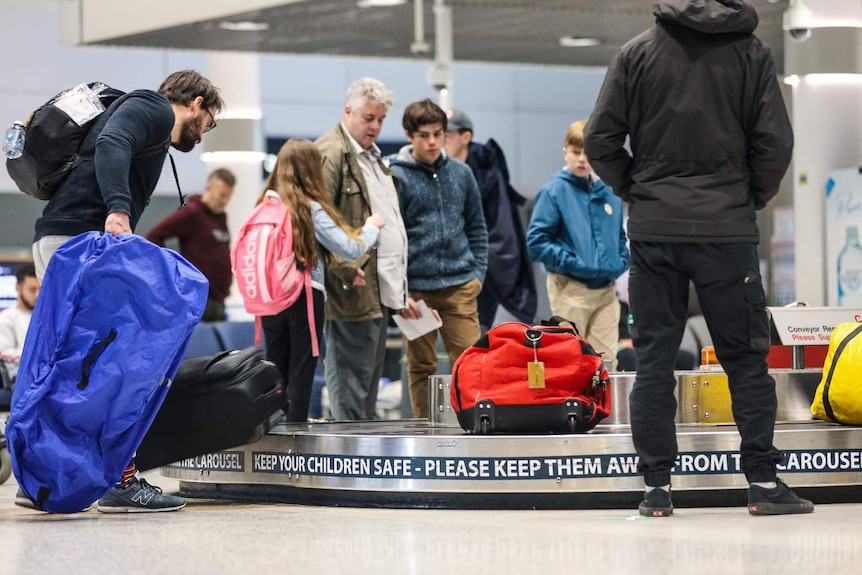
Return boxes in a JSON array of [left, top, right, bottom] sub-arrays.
[[232, 138, 383, 422]]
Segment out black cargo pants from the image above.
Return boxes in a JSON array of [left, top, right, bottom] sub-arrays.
[[628, 241, 784, 487]]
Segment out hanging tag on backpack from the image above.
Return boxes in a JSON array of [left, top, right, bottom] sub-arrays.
[[528, 361, 545, 388], [527, 335, 545, 388]]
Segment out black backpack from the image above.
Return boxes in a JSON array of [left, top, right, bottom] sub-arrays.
[[6, 82, 125, 200]]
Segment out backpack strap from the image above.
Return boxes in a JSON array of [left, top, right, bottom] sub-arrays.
[[821, 323, 862, 422], [254, 316, 263, 348], [167, 152, 186, 208], [305, 271, 319, 357]]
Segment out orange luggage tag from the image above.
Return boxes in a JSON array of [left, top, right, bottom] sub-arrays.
[[527, 331, 545, 388]]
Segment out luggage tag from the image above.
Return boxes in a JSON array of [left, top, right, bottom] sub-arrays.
[[527, 332, 545, 388]]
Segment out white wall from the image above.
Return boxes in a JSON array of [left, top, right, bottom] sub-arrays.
[[790, 77, 862, 306]]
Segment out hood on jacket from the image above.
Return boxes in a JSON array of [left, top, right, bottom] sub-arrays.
[[553, 167, 594, 192], [391, 144, 448, 171], [654, 0, 758, 35], [395, 144, 417, 165]]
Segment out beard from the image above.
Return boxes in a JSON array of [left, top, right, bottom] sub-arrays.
[[171, 118, 200, 152], [20, 296, 35, 311]]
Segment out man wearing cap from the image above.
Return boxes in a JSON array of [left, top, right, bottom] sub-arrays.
[[444, 109, 536, 330]]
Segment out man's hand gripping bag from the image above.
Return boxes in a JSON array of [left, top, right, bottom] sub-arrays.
[[451, 316, 611, 434], [6, 232, 208, 513]]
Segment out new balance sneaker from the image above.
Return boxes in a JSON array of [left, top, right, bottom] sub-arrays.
[[639, 488, 673, 517], [97, 477, 186, 513], [748, 479, 814, 516]]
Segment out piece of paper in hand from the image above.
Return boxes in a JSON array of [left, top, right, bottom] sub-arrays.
[[392, 300, 443, 341]]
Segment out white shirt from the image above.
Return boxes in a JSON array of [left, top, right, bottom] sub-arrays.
[[342, 123, 410, 310], [0, 304, 32, 379]]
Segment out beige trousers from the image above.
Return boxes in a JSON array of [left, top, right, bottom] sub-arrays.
[[546, 272, 620, 369]]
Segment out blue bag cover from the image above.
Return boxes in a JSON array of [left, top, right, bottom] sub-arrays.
[[6, 232, 208, 513]]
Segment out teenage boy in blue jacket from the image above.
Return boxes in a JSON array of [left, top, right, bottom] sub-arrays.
[[526, 120, 629, 369], [388, 99, 488, 419]]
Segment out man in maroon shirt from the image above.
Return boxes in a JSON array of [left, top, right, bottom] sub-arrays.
[[147, 168, 235, 321]]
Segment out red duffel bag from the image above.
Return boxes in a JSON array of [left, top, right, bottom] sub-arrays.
[[451, 316, 611, 434]]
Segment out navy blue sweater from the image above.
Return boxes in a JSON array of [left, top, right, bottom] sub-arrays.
[[389, 147, 488, 291], [35, 90, 174, 241]]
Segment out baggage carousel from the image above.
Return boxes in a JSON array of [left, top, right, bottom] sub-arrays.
[[163, 369, 862, 509]]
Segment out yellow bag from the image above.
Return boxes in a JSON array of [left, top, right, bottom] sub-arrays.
[[811, 322, 862, 424]]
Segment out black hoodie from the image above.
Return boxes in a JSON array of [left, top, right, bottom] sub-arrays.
[[584, 0, 792, 243]]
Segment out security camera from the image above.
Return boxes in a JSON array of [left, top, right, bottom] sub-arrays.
[[787, 28, 812, 42], [427, 63, 451, 92], [783, 0, 813, 43]]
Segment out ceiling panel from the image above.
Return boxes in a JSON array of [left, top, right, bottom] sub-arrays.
[[85, 0, 789, 73]]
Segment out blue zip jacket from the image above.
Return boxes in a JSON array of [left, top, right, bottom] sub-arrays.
[[389, 147, 488, 291], [526, 169, 629, 288]]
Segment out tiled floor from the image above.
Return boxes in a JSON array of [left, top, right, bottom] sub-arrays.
[[0, 470, 860, 575]]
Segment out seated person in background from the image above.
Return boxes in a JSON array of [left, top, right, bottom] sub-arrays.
[[0, 264, 40, 383], [147, 168, 235, 322]]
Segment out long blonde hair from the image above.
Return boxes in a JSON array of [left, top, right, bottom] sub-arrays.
[[261, 138, 361, 266]]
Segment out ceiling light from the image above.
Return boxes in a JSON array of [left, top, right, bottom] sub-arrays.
[[357, 0, 407, 7], [218, 21, 270, 32], [559, 36, 601, 48]]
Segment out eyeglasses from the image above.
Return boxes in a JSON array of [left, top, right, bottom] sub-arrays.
[[203, 108, 217, 133]]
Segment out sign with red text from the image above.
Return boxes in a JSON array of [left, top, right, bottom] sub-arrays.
[[768, 306, 862, 345]]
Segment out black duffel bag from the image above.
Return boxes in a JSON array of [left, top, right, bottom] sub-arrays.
[[136, 347, 286, 471]]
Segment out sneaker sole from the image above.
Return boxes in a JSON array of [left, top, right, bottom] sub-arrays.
[[748, 503, 814, 516], [14, 497, 38, 510], [97, 502, 186, 514], [639, 505, 673, 517]]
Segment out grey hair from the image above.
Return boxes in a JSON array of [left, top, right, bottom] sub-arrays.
[[345, 77, 394, 110]]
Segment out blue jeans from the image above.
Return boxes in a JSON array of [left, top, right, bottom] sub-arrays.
[[628, 241, 783, 486]]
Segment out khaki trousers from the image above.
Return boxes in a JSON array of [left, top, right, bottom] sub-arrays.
[[546, 272, 619, 369], [406, 278, 482, 418]]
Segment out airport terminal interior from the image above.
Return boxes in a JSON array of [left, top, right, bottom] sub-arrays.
[[3, 1, 862, 574]]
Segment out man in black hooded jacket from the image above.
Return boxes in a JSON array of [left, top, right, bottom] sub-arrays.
[[585, 0, 812, 517]]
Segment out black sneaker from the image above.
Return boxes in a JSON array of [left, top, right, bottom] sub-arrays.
[[748, 479, 814, 516], [639, 488, 673, 517], [14, 488, 93, 512], [14, 488, 38, 510]]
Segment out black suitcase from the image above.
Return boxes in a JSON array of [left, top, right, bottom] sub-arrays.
[[136, 347, 286, 471]]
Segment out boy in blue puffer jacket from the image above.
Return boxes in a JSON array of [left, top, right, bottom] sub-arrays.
[[526, 120, 629, 369]]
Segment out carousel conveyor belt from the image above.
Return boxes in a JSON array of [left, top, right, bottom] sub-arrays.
[[162, 370, 862, 509]]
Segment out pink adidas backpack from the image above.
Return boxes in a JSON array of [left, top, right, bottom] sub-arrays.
[[231, 190, 319, 356]]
